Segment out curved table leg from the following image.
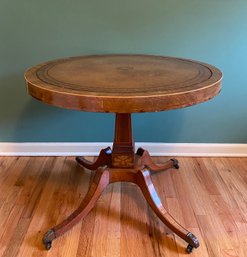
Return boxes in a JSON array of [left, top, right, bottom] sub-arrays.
[[75, 147, 112, 170], [43, 168, 110, 250], [135, 169, 199, 253], [136, 148, 179, 172]]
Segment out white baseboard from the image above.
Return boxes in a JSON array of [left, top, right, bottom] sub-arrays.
[[0, 142, 247, 157]]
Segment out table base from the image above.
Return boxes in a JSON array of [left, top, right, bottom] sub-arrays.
[[43, 148, 199, 254]]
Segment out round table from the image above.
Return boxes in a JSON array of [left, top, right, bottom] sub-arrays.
[[25, 54, 222, 253]]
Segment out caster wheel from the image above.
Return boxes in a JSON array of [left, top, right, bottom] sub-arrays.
[[44, 241, 52, 250], [186, 244, 194, 254], [105, 146, 112, 155], [43, 229, 55, 250], [136, 148, 144, 156], [171, 159, 179, 169]]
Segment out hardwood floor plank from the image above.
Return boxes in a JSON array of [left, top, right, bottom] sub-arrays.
[[232, 158, 247, 185], [212, 158, 247, 219], [0, 157, 18, 180], [202, 158, 239, 210], [0, 204, 24, 256], [120, 183, 150, 257], [0, 157, 30, 199], [0, 156, 246, 257], [193, 158, 220, 195], [172, 158, 203, 225], [152, 157, 177, 198], [16, 157, 67, 257], [0, 186, 22, 237], [1, 218, 30, 257], [90, 183, 121, 257]]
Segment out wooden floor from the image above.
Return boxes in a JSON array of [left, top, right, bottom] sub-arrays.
[[0, 156, 247, 257]]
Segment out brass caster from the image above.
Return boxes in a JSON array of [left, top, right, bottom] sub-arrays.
[[43, 229, 56, 250], [171, 158, 179, 169]]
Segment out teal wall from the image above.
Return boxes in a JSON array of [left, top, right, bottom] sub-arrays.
[[1, 0, 247, 143]]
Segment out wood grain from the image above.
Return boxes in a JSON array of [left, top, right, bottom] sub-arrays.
[[1, 156, 246, 257], [24, 55, 222, 113]]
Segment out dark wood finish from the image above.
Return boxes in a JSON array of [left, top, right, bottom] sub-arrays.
[[43, 167, 110, 250], [25, 55, 222, 113], [44, 148, 199, 251], [75, 114, 135, 169], [135, 169, 199, 251], [112, 113, 135, 168], [24, 54, 223, 253], [43, 164, 199, 251], [76, 147, 112, 170], [136, 148, 179, 172]]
